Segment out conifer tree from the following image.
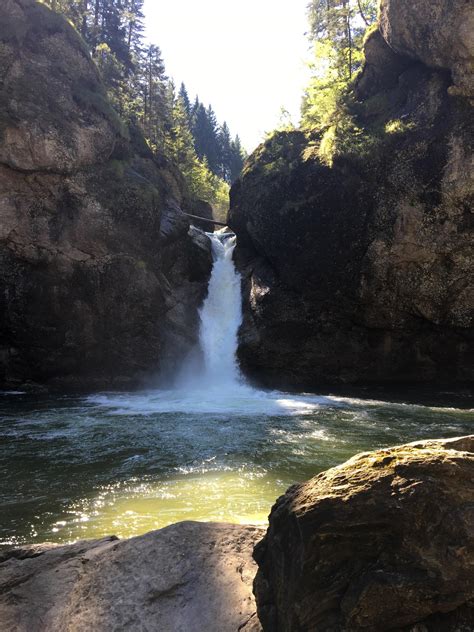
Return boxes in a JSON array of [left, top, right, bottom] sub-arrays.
[[141, 44, 170, 150], [218, 122, 233, 182], [178, 83, 191, 120], [229, 136, 246, 183], [42, 0, 247, 207], [303, 0, 377, 127]]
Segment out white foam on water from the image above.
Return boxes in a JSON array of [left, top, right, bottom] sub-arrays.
[[86, 386, 335, 416], [86, 230, 472, 418]]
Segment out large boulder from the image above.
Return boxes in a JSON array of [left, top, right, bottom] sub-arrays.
[[379, 0, 474, 98], [253, 436, 474, 632], [229, 0, 473, 390], [0, 522, 264, 632], [0, 0, 212, 390]]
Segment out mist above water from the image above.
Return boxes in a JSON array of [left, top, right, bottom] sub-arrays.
[[95, 229, 332, 415]]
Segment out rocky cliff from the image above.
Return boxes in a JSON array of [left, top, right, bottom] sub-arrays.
[[229, 0, 473, 389], [0, 0, 212, 390]]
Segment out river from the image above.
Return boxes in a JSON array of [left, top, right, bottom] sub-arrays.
[[1, 232, 472, 547]]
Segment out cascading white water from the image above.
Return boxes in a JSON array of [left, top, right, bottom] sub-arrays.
[[198, 231, 243, 386], [90, 228, 337, 412]]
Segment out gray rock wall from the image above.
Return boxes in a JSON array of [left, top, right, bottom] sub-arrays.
[[229, 0, 473, 389], [0, 0, 212, 390]]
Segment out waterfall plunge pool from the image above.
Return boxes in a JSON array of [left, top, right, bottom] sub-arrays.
[[1, 231, 473, 547], [1, 386, 473, 547]]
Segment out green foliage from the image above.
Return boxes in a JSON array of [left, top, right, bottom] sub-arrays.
[[302, 0, 378, 129], [41, 0, 247, 215], [165, 96, 230, 217], [384, 119, 416, 135], [318, 115, 379, 166]]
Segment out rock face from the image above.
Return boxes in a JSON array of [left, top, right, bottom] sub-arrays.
[[188, 199, 216, 231], [0, 0, 212, 390], [379, 0, 474, 98], [229, 0, 474, 389], [0, 521, 264, 632], [253, 436, 474, 632]]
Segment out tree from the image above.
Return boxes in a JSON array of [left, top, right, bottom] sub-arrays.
[[218, 122, 233, 181], [303, 0, 377, 127], [140, 44, 170, 150], [42, 0, 246, 206], [229, 136, 246, 184], [192, 103, 220, 173], [178, 83, 191, 120]]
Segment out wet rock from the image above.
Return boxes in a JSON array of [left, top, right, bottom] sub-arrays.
[[253, 436, 474, 632], [0, 522, 264, 632]]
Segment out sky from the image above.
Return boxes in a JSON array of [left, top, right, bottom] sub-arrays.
[[143, 0, 311, 153]]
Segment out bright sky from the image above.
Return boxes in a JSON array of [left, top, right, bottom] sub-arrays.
[[144, 0, 311, 153]]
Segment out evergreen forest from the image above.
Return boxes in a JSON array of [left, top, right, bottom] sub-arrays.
[[42, 0, 247, 219]]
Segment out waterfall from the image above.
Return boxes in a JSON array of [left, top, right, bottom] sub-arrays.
[[197, 231, 243, 387]]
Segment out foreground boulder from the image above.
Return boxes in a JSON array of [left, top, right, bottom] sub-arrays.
[[253, 436, 474, 631], [229, 0, 473, 389], [0, 522, 264, 632], [0, 0, 212, 390]]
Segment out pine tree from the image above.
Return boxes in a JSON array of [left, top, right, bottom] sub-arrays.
[[303, 0, 378, 127], [218, 122, 233, 182], [229, 135, 246, 183], [123, 0, 145, 59], [178, 83, 191, 120], [192, 103, 210, 161], [140, 44, 170, 150]]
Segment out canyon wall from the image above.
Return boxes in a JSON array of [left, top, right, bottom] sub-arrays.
[[0, 0, 212, 390], [229, 0, 473, 389]]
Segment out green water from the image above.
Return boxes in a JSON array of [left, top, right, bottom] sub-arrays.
[[0, 387, 472, 547]]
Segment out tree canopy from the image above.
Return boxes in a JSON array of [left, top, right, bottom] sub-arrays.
[[302, 0, 378, 128], [42, 0, 247, 217]]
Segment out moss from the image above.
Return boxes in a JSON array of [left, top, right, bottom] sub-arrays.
[[246, 130, 307, 178], [107, 159, 126, 178], [128, 123, 153, 159], [30, 3, 91, 58], [362, 23, 379, 45], [385, 119, 416, 135], [355, 92, 392, 119], [317, 104, 384, 167]]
